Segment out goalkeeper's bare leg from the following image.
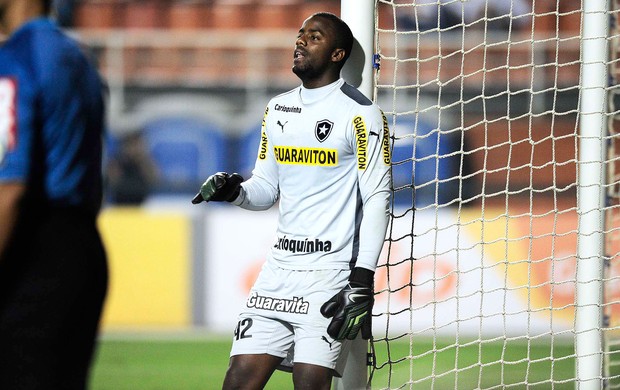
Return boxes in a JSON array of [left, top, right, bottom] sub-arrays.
[[222, 354, 280, 389], [292, 362, 333, 390], [222, 354, 333, 390]]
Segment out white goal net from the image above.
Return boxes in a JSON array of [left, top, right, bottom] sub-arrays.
[[371, 0, 620, 388]]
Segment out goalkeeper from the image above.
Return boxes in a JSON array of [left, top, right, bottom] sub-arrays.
[[193, 12, 391, 389]]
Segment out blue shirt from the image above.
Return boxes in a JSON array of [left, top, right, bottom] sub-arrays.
[[0, 18, 105, 215]]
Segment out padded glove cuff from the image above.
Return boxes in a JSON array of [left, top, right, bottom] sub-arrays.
[[349, 267, 374, 287]]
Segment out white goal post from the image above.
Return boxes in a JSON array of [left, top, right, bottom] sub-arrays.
[[577, 1, 607, 388], [336, 2, 376, 389], [339, 0, 620, 389]]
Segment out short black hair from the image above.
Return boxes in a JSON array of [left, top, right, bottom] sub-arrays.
[[312, 12, 354, 66], [43, 0, 52, 14]]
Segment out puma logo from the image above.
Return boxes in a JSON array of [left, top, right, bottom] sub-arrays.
[[321, 335, 335, 350]]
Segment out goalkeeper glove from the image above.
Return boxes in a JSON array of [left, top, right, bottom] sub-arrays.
[[320, 267, 374, 341], [191, 172, 243, 204]]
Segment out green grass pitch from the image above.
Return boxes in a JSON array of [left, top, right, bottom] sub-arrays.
[[90, 335, 576, 389]]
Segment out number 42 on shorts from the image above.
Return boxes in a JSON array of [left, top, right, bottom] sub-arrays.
[[234, 318, 253, 340]]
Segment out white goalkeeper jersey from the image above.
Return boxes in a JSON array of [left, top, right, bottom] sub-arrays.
[[233, 78, 391, 272]]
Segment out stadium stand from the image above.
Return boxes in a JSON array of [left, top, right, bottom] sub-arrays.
[[69, 0, 580, 202], [141, 117, 228, 194], [234, 125, 262, 179], [390, 119, 460, 207]]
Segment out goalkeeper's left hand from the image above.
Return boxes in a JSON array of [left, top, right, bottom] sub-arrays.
[[320, 267, 374, 341]]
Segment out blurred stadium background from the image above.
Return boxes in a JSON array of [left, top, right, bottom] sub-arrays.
[[47, 0, 612, 388]]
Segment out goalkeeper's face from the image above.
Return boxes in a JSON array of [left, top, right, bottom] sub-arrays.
[[293, 16, 343, 83]]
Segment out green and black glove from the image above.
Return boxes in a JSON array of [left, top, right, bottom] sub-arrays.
[[191, 172, 243, 204], [320, 267, 374, 341]]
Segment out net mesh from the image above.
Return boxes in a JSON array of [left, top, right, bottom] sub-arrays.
[[371, 0, 620, 388]]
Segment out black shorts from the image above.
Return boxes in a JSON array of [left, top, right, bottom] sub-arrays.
[[0, 208, 108, 390]]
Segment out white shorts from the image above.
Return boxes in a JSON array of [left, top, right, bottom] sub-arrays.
[[230, 261, 351, 376]]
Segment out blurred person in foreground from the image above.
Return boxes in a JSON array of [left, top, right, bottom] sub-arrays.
[[0, 0, 108, 388], [193, 12, 391, 389]]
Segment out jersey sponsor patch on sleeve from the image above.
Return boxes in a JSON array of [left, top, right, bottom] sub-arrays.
[[0, 78, 17, 165], [381, 112, 391, 165], [354, 115, 367, 170], [258, 107, 269, 160]]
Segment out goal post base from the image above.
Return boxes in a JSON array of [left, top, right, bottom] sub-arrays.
[[332, 335, 369, 390]]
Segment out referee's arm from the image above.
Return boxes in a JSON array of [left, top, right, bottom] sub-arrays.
[[0, 182, 24, 262]]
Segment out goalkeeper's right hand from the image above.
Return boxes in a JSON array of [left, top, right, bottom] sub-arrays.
[[191, 172, 243, 204]]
